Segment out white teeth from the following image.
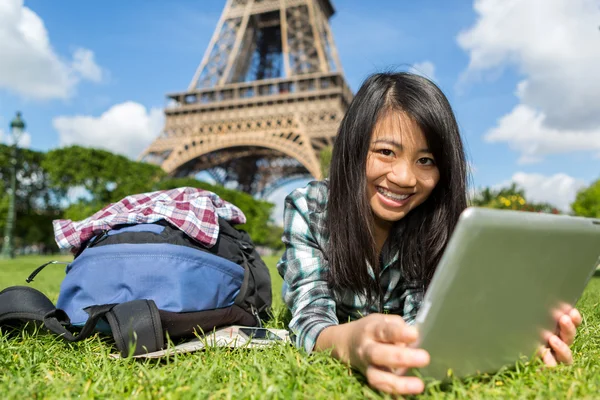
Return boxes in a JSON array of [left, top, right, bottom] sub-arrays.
[[377, 187, 410, 201]]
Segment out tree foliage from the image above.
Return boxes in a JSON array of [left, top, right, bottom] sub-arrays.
[[61, 200, 105, 222], [319, 146, 333, 178], [42, 146, 167, 221], [0, 180, 8, 234], [0, 145, 61, 251], [42, 146, 166, 205], [471, 183, 560, 214], [0, 144, 60, 213], [572, 178, 600, 218]]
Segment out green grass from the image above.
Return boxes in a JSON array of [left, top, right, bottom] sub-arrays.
[[1, 256, 599, 399]]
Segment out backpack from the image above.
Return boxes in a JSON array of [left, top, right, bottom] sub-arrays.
[[0, 218, 272, 357]]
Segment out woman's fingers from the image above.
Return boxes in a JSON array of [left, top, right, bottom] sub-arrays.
[[569, 308, 582, 327], [538, 345, 557, 367], [548, 334, 574, 364], [372, 315, 418, 345], [539, 329, 574, 366], [363, 342, 430, 370], [558, 314, 577, 346], [353, 314, 429, 394], [365, 365, 425, 395], [552, 305, 582, 327]]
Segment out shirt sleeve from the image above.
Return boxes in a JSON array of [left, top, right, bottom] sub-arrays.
[[276, 188, 339, 353]]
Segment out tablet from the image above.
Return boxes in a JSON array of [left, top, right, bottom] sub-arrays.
[[412, 207, 600, 381]]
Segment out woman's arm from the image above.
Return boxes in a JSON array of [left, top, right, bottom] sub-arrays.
[[277, 185, 340, 353], [277, 185, 430, 395]]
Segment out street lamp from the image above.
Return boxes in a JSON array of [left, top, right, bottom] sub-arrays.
[[1, 112, 25, 259]]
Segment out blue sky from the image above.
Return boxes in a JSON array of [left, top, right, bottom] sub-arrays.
[[1, 0, 599, 222]]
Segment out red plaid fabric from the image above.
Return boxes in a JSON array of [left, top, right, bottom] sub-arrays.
[[53, 187, 246, 252]]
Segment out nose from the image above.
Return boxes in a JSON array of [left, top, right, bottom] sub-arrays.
[[388, 159, 417, 188]]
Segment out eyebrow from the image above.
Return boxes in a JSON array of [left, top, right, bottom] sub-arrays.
[[372, 139, 432, 154]]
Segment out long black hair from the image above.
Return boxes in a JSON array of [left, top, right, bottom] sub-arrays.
[[325, 72, 468, 299]]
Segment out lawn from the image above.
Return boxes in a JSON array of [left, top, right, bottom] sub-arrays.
[[1, 255, 599, 399]]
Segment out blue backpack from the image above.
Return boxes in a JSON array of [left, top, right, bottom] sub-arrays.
[[0, 218, 272, 357]]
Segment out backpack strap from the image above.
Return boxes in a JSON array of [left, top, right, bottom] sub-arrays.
[[101, 300, 164, 357], [0, 286, 63, 326], [0, 286, 164, 357], [46, 301, 165, 357], [233, 251, 262, 327]]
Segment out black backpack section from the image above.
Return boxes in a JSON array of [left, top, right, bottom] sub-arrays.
[[0, 218, 272, 357]]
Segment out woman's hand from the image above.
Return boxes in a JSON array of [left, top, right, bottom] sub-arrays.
[[316, 314, 430, 395], [540, 307, 582, 366]]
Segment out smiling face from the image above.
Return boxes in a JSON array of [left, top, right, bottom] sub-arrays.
[[366, 110, 441, 235]]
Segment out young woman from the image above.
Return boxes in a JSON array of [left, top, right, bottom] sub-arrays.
[[277, 72, 582, 396]]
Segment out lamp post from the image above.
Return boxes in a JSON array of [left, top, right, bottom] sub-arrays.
[[1, 112, 25, 259]]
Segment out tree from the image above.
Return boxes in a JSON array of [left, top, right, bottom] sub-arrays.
[[43, 146, 166, 204], [0, 144, 61, 213], [62, 200, 106, 222], [42, 146, 166, 220], [471, 183, 524, 207], [0, 180, 8, 234], [319, 146, 333, 178], [572, 178, 600, 218], [0, 145, 62, 252], [264, 224, 285, 252]]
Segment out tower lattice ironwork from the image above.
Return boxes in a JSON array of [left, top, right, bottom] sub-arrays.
[[141, 0, 352, 197]]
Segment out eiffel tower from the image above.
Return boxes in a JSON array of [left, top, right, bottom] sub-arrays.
[[141, 0, 352, 197]]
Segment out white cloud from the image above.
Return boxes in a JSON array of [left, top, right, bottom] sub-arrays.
[[458, 0, 600, 161], [497, 172, 588, 212], [71, 48, 103, 83], [53, 102, 164, 159], [409, 61, 437, 81], [0, 0, 104, 99], [486, 104, 600, 164]]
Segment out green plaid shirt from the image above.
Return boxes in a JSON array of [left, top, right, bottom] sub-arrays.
[[277, 180, 425, 353]]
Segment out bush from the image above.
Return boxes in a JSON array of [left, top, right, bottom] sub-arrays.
[[572, 178, 600, 218]]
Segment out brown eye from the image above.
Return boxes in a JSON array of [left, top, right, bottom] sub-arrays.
[[418, 157, 435, 165], [378, 149, 394, 157]]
